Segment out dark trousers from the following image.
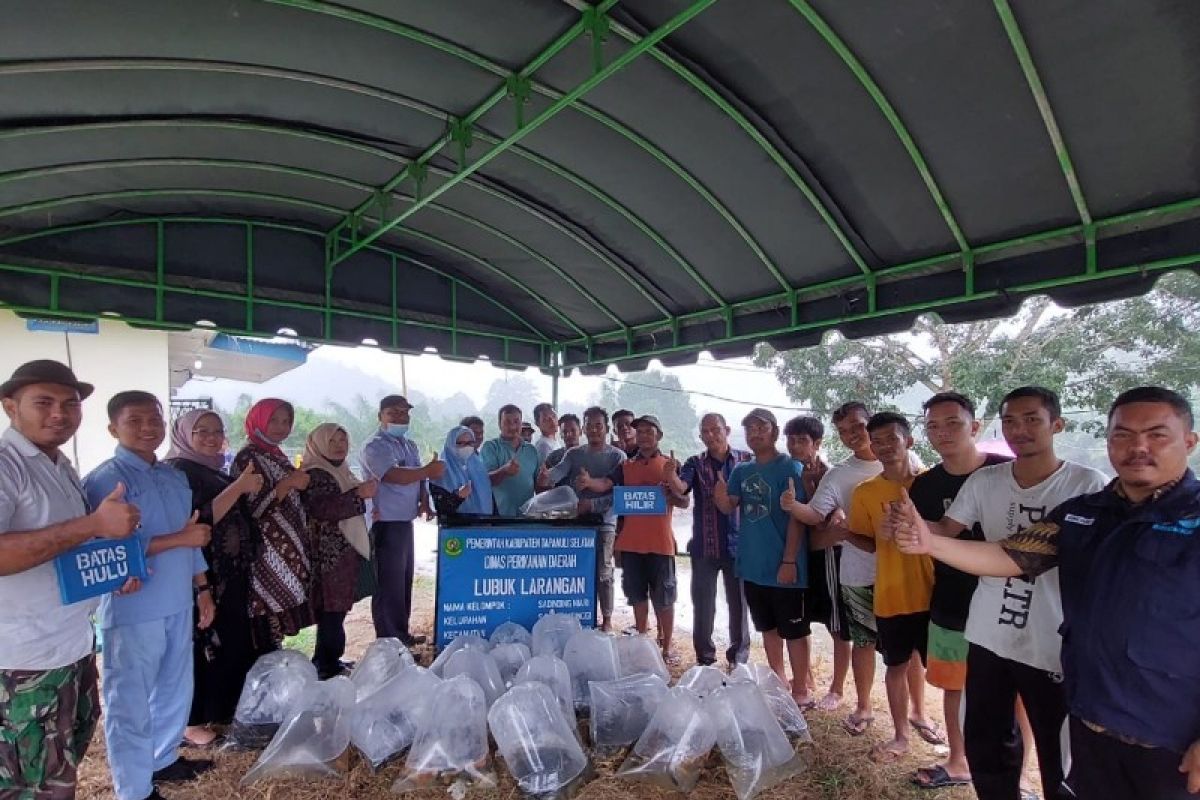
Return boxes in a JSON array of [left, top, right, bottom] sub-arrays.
[[965, 643, 1069, 800], [313, 611, 348, 677], [371, 520, 415, 640], [690, 555, 751, 666], [1066, 717, 1192, 800]]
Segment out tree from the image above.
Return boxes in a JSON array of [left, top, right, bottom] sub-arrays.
[[754, 271, 1200, 445], [481, 373, 544, 426], [594, 370, 701, 456]]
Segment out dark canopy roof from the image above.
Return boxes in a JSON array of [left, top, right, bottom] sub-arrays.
[[1, 0, 1197, 374]]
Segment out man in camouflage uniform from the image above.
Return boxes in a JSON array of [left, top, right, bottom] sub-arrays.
[[0, 360, 140, 799]]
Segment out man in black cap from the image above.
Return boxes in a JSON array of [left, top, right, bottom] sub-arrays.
[[362, 394, 444, 648], [0, 360, 141, 798]]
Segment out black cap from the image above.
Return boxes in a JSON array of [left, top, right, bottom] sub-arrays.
[[379, 394, 414, 412], [0, 359, 94, 400], [741, 407, 777, 427]]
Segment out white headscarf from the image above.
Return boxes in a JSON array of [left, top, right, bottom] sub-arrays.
[[300, 423, 370, 558]]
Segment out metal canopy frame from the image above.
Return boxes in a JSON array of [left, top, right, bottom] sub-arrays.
[[0, 0, 1196, 374]]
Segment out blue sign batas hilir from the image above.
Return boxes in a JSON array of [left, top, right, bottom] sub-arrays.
[[55, 537, 148, 604], [435, 526, 597, 649], [613, 485, 667, 515]]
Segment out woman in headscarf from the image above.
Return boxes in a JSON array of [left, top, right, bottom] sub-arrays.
[[300, 423, 378, 679], [433, 425, 494, 515], [232, 398, 315, 648], [164, 408, 265, 746]]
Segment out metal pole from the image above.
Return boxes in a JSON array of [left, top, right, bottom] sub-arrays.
[[400, 353, 408, 398]]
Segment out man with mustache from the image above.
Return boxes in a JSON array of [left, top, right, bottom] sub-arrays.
[[893, 385, 1200, 799], [900, 386, 1106, 800]]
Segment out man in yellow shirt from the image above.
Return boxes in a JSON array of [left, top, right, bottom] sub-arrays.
[[845, 412, 938, 763]]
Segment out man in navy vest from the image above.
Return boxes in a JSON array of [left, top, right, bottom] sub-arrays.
[[893, 386, 1200, 800]]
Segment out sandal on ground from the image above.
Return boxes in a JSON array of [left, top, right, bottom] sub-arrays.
[[869, 741, 908, 763], [842, 713, 874, 736], [911, 764, 970, 789], [908, 718, 946, 746], [816, 692, 843, 712]]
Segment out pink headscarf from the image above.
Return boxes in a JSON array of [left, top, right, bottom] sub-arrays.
[[244, 398, 292, 458], [166, 408, 226, 471]]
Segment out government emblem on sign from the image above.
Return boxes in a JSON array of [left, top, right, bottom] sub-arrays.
[[444, 536, 464, 557]]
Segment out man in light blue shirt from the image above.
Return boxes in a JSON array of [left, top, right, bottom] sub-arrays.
[[481, 404, 542, 516], [83, 391, 213, 800], [361, 394, 444, 647]]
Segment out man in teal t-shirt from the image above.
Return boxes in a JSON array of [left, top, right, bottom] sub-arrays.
[[481, 404, 543, 516], [714, 407, 812, 704]]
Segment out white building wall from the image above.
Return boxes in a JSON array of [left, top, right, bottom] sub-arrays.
[[0, 311, 171, 473]]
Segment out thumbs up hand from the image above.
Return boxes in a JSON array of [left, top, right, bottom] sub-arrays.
[[176, 510, 212, 548], [712, 470, 730, 508], [575, 468, 596, 494], [503, 457, 521, 478], [780, 477, 797, 513], [356, 479, 379, 500], [235, 460, 263, 496], [456, 482, 473, 500], [661, 450, 680, 481], [91, 482, 141, 538], [425, 451, 447, 480]]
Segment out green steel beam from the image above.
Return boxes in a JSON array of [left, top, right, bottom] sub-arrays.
[[588, 4, 871, 281], [561, 250, 1200, 368], [0, 157, 628, 327], [0, 215, 547, 342], [326, 0, 721, 266], [0, 71, 722, 311], [0, 120, 671, 317], [0, 259, 550, 352], [261, 0, 805, 299], [788, 0, 971, 258], [993, 0, 1092, 226], [559, 194, 1200, 353], [0, 188, 582, 339]]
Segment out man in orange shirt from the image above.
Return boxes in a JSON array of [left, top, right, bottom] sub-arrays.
[[611, 415, 688, 663], [844, 412, 938, 763]]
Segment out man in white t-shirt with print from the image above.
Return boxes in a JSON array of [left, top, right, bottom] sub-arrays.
[[927, 386, 1107, 800], [782, 401, 928, 739]]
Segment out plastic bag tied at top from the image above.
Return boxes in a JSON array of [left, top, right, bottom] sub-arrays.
[[242, 675, 356, 785], [488, 682, 589, 798]]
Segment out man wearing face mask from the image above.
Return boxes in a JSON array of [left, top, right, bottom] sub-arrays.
[[362, 395, 445, 647]]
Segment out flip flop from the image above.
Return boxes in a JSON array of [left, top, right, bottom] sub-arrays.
[[793, 696, 817, 712], [869, 741, 908, 763], [911, 764, 970, 789], [909, 718, 946, 746], [1020, 790, 1040, 800], [816, 692, 843, 712], [842, 713, 874, 736]]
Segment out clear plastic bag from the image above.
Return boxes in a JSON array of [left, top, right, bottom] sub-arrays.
[[227, 649, 318, 749], [709, 682, 807, 800], [531, 612, 583, 659], [615, 635, 669, 682], [726, 662, 755, 684], [349, 665, 442, 770], [442, 648, 506, 708], [241, 676, 356, 785], [748, 664, 812, 741], [491, 642, 532, 687], [430, 632, 492, 676], [488, 682, 589, 798], [393, 674, 495, 792], [588, 673, 669, 754], [349, 638, 411, 701], [489, 621, 533, 648], [677, 665, 726, 697], [617, 686, 717, 792], [519, 485, 579, 518], [562, 629, 620, 711], [515, 655, 576, 725]]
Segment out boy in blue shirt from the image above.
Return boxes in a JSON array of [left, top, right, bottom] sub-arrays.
[[83, 391, 214, 800], [713, 408, 812, 705]]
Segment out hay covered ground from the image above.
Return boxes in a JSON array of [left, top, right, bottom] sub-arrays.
[[77, 574, 980, 800]]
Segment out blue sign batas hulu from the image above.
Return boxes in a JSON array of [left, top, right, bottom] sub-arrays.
[[435, 525, 597, 649], [55, 537, 148, 604]]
